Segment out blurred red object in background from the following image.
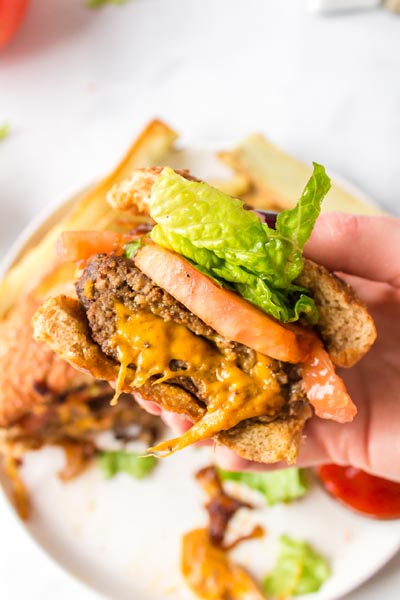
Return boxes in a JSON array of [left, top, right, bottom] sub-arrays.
[[317, 464, 400, 519], [0, 0, 30, 48]]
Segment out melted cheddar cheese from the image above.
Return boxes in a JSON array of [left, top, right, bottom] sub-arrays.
[[111, 303, 284, 455], [181, 528, 265, 600]]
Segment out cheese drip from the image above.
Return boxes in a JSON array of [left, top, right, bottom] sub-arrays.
[[181, 529, 265, 600], [112, 303, 284, 455]]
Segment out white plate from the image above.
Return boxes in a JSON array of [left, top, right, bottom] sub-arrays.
[[1, 147, 399, 600]]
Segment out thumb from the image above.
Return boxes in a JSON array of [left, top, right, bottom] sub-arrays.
[[305, 213, 400, 287]]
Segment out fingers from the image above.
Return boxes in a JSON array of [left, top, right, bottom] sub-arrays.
[[133, 393, 193, 432], [132, 392, 162, 416], [162, 411, 192, 433], [214, 445, 251, 471], [305, 213, 400, 287]]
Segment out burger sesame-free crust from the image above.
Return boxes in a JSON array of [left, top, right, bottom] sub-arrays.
[[297, 259, 377, 367]]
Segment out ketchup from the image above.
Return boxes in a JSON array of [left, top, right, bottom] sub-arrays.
[[316, 465, 400, 519]]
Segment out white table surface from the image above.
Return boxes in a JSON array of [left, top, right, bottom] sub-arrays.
[[1, 1, 400, 598]]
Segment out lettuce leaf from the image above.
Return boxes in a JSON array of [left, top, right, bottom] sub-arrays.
[[218, 468, 307, 506], [124, 239, 142, 260], [98, 451, 157, 479], [263, 535, 331, 597], [148, 165, 331, 323], [275, 162, 332, 283]]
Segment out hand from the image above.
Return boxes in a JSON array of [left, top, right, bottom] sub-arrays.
[[137, 213, 400, 481]]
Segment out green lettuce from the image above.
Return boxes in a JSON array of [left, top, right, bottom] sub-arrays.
[[124, 239, 142, 260], [148, 165, 331, 323], [263, 535, 331, 598], [0, 124, 10, 141], [98, 450, 157, 479], [86, 0, 131, 8], [219, 468, 307, 506]]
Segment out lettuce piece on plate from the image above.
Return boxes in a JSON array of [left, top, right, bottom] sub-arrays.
[[0, 124, 10, 141], [219, 468, 307, 506], [148, 165, 331, 323], [263, 535, 331, 598], [98, 450, 157, 479]]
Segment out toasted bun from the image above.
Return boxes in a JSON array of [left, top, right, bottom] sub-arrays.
[[216, 402, 311, 464], [296, 259, 376, 367], [107, 166, 198, 215]]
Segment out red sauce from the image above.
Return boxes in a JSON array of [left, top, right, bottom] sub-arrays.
[[317, 465, 400, 519]]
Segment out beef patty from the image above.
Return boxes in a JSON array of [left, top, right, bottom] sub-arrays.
[[76, 254, 306, 410]]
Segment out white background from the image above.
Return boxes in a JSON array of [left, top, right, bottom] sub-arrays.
[[1, 0, 400, 598]]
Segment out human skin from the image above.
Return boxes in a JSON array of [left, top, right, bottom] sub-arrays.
[[136, 213, 400, 481]]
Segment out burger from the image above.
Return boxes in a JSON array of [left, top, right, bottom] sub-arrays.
[[32, 165, 376, 465]]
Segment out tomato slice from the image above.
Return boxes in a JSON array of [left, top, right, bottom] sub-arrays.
[[317, 465, 400, 519], [134, 243, 307, 364], [56, 230, 129, 262], [0, 0, 30, 47], [302, 339, 357, 423]]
